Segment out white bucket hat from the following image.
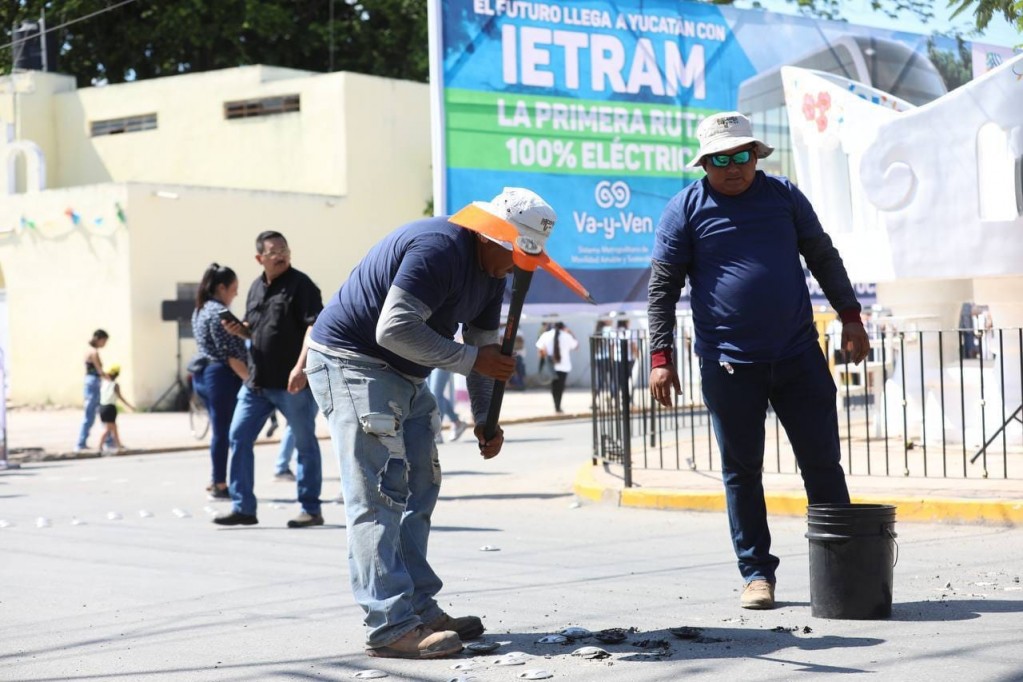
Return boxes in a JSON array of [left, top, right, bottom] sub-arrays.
[[689, 111, 774, 168], [476, 187, 557, 255]]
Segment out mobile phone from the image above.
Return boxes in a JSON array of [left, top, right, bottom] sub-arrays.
[[218, 309, 243, 326]]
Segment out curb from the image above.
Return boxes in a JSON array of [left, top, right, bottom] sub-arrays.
[[573, 464, 1023, 527]]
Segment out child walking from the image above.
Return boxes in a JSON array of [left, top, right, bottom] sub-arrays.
[[99, 365, 135, 453]]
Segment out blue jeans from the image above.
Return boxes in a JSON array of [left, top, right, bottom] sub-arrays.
[[274, 425, 296, 474], [427, 368, 458, 424], [76, 374, 101, 449], [227, 384, 322, 516], [305, 349, 444, 648], [193, 362, 242, 485], [700, 343, 849, 585]]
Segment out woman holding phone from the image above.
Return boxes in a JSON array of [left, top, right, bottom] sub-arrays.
[[191, 263, 249, 499]]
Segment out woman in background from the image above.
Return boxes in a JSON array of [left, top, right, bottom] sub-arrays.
[[535, 321, 579, 414], [74, 329, 110, 452], [191, 263, 249, 499]]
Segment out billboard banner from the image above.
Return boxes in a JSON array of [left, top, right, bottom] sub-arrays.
[[430, 0, 957, 309]]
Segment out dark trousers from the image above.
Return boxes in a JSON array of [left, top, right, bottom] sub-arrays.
[[700, 343, 850, 584], [193, 361, 242, 485], [551, 371, 568, 412]]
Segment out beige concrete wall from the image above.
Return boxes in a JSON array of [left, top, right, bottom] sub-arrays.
[[51, 67, 346, 195], [122, 183, 360, 407], [971, 276, 1023, 330], [1, 179, 430, 408], [342, 73, 433, 212], [875, 279, 976, 330], [876, 276, 1023, 332], [3, 67, 431, 218], [32, 67, 428, 202], [0, 66, 434, 408], [0, 184, 133, 406], [0, 71, 76, 193]]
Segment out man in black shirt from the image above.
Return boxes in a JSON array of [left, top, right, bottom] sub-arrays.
[[214, 231, 325, 528]]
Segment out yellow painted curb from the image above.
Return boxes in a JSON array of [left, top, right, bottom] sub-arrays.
[[572, 464, 621, 505], [848, 494, 1023, 526], [622, 488, 725, 511], [574, 464, 1021, 526]]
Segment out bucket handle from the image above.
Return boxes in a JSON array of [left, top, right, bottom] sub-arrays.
[[889, 528, 899, 567]]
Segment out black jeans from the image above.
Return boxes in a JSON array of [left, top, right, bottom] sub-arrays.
[[551, 371, 568, 412], [700, 343, 850, 584]]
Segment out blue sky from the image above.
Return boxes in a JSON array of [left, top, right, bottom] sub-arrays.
[[734, 0, 1021, 47]]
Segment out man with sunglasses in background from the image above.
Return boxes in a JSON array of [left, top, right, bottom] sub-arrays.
[[214, 231, 326, 529], [647, 112, 870, 610]]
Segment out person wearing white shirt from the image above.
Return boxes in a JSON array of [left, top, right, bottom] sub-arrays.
[[535, 322, 579, 414]]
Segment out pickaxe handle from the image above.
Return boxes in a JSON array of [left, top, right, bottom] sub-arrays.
[[483, 266, 533, 442]]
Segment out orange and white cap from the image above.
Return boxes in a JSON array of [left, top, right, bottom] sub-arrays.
[[474, 187, 557, 255], [449, 187, 594, 304]]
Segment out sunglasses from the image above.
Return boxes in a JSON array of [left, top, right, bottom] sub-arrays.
[[709, 149, 753, 168]]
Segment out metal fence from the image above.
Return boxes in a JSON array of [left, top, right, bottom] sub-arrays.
[[590, 327, 1023, 484]]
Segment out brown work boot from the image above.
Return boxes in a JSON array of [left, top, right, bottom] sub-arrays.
[[427, 612, 485, 640], [740, 579, 776, 610], [365, 626, 462, 659]]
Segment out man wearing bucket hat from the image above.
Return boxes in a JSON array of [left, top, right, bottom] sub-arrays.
[[302, 188, 555, 659], [647, 112, 870, 610]]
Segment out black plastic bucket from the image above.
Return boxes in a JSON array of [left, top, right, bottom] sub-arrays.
[[805, 503, 898, 619]]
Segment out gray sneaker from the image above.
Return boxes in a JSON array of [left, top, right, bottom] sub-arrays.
[[450, 421, 468, 442], [274, 469, 296, 482], [286, 512, 324, 528], [366, 626, 462, 659]]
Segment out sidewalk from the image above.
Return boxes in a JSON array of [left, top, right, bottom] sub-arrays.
[[6, 388, 1021, 525], [2, 387, 596, 461]]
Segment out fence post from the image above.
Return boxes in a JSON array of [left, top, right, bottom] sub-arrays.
[[590, 336, 598, 466], [618, 338, 632, 488], [646, 335, 656, 449]]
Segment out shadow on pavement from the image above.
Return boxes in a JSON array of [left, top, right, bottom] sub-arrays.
[[1, 655, 347, 682], [890, 598, 1023, 622], [502, 437, 563, 444], [0, 469, 43, 478], [2, 625, 884, 680], [400, 626, 884, 673], [212, 524, 346, 531], [441, 470, 508, 477], [439, 492, 574, 502]]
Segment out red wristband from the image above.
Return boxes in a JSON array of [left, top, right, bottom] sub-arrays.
[[651, 347, 673, 369], [839, 308, 862, 325]]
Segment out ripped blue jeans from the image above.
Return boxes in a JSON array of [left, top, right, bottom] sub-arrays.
[[304, 349, 444, 648]]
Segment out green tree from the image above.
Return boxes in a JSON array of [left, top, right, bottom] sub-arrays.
[[2, 1, 1019, 87], [927, 33, 973, 89], [2, 0, 428, 86], [949, 0, 1023, 32], [750, 0, 935, 23]]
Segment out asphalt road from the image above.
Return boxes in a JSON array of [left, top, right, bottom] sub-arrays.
[[2, 420, 1022, 681]]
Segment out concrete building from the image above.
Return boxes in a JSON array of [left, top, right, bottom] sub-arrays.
[[0, 66, 431, 407]]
